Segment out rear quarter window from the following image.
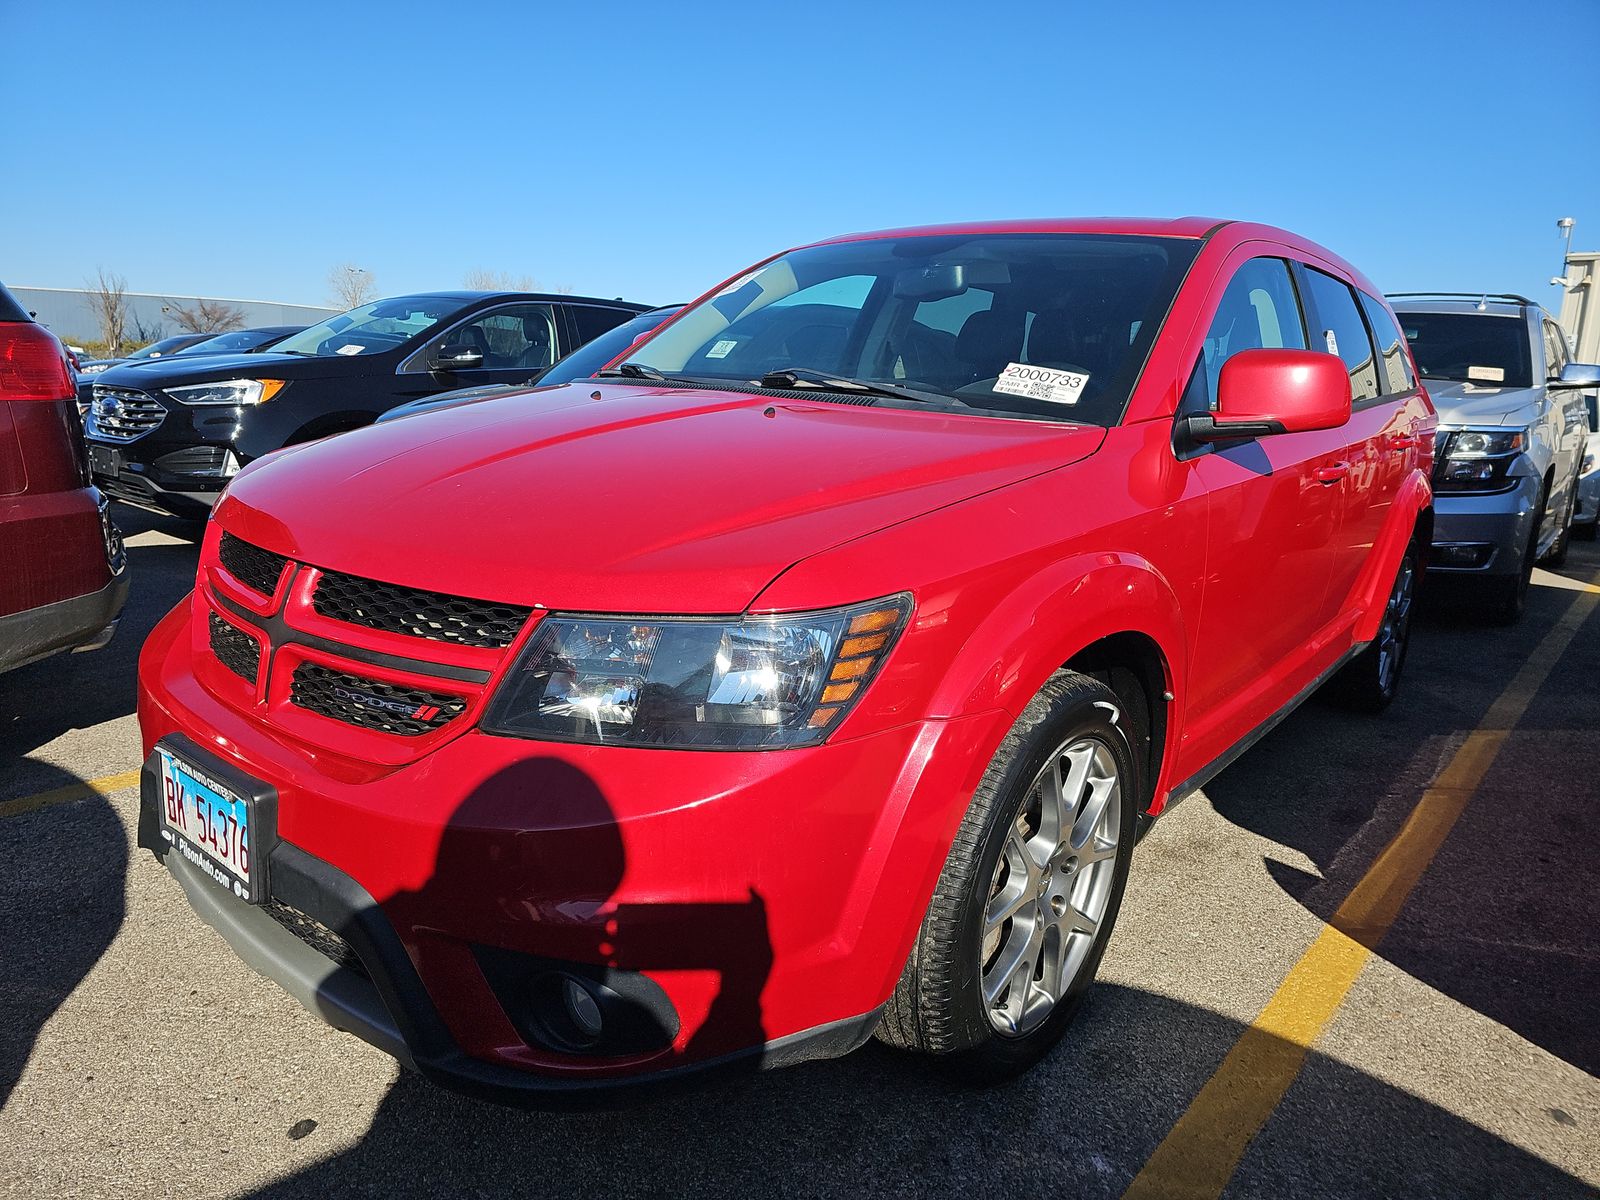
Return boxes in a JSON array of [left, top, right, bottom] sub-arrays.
[[1302, 269, 1380, 404], [1358, 292, 1416, 394]]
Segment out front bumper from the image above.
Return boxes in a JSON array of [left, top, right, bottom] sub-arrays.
[[136, 598, 1006, 1100], [88, 441, 229, 519], [1428, 472, 1541, 576]]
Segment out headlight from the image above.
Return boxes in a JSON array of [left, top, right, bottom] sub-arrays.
[[80, 362, 114, 375], [483, 596, 911, 750], [164, 378, 286, 406], [1436, 427, 1526, 492]]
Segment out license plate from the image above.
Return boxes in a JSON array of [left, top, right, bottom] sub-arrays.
[[89, 445, 122, 477], [157, 747, 255, 900]]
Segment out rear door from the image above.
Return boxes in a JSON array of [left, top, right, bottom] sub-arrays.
[[1182, 252, 1350, 760]]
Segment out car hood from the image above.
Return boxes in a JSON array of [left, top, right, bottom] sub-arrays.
[[96, 350, 386, 388], [220, 382, 1104, 613], [1422, 379, 1540, 427]]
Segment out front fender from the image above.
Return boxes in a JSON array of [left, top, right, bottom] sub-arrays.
[[924, 552, 1187, 723]]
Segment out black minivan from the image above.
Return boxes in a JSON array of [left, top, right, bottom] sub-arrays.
[[85, 291, 648, 518]]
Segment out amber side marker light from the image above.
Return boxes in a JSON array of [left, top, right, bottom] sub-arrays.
[[807, 603, 908, 729]]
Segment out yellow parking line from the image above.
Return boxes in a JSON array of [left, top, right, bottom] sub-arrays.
[[1125, 569, 1600, 1200], [0, 768, 142, 821]]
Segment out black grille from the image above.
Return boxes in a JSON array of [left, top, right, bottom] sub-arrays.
[[219, 533, 288, 597], [289, 662, 467, 736], [208, 613, 260, 683], [155, 446, 230, 477], [313, 569, 530, 649], [265, 900, 367, 977]]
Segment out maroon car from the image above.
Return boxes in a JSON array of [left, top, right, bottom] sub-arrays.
[[0, 282, 127, 674]]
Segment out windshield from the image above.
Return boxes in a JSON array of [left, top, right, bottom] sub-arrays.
[[537, 308, 682, 387], [129, 335, 200, 360], [624, 234, 1198, 425], [269, 297, 459, 358], [1399, 312, 1533, 388], [173, 328, 283, 356]]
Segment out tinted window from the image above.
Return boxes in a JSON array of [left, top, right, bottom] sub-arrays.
[[1303, 269, 1379, 403], [129, 335, 206, 360], [627, 234, 1201, 427], [1396, 312, 1532, 388], [570, 305, 639, 346], [538, 308, 681, 387], [1183, 257, 1306, 412], [1358, 292, 1415, 394]]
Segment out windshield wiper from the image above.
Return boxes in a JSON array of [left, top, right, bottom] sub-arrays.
[[756, 367, 968, 408], [595, 361, 667, 381]]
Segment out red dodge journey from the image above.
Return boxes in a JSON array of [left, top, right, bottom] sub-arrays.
[[137, 219, 1435, 1101]]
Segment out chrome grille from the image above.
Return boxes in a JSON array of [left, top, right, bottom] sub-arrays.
[[89, 386, 166, 442]]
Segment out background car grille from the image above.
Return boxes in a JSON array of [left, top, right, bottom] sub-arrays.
[[154, 446, 230, 477], [208, 613, 260, 683], [265, 900, 367, 977], [313, 569, 531, 649], [289, 662, 467, 736], [89, 387, 166, 442], [218, 533, 288, 597]]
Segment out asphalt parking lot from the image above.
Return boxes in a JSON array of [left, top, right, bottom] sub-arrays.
[[2, 509, 1597, 1199]]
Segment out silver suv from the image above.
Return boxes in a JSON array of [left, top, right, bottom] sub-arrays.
[[1388, 294, 1600, 622]]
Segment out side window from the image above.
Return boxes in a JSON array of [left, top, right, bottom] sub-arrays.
[[570, 305, 636, 348], [1181, 257, 1307, 413], [437, 304, 558, 371], [1358, 292, 1416, 394], [1543, 321, 1570, 379], [1302, 269, 1380, 404]]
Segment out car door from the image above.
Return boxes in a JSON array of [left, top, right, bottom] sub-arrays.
[[1181, 253, 1351, 761], [1295, 267, 1401, 628], [1543, 318, 1588, 514]]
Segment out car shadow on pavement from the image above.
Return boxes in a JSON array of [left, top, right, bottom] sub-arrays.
[[0, 764, 127, 1109], [0, 507, 199, 775], [1204, 544, 1600, 1077], [237, 982, 1591, 1199]]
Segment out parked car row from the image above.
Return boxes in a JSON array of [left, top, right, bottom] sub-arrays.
[[8, 217, 1598, 1107], [74, 325, 306, 414]]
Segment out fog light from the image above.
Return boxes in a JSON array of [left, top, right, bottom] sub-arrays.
[[1431, 543, 1493, 568], [562, 977, 604, 1042]]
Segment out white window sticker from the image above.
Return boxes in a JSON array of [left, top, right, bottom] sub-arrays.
[[993, 362, 1089, 405], [1467, 365, 1506, 383], [706, 339, 739, 359], [336, 344, 364, 356], [1324, 330, 1339, 357]]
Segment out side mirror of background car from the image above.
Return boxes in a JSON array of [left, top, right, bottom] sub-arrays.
[[435, 344, 485, 372], [1550, 362, 1600, 390], [1179, 348, 1353, 443]]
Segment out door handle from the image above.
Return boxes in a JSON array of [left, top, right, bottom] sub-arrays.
[[1314, 462, 1349, 484], [1388, 434, 1416, 449]]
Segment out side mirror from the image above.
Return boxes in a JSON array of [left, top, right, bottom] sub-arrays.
[[435, 343, 484, 371], [1179, 348, 1352, 443], [1550, 362, 1600, 390]]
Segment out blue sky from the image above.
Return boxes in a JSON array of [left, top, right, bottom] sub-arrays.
[[4, 0, 1597, 311]]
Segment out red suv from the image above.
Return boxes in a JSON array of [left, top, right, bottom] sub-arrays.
[[136, 220, 1434, 1100], [1, 283, 127, 674]]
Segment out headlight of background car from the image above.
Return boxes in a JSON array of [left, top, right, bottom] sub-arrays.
[[164, 378, 286, 406], [1435, 428, 1525, 491], [483, 596, 911, 749], [80, 362, 114, 375]]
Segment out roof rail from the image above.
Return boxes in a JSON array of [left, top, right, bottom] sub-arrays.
[[1385, 291, 1536, 306]]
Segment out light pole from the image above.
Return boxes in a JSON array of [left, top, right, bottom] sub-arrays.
[[1552, 217, 1576, 288]]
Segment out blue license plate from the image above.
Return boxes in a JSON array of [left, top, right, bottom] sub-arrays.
[[156, 747, 253, 899]]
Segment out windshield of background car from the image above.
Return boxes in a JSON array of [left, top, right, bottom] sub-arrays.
[[624, 234, 1199, 425], [1399, 312, 1533, 388], [173, 329, 272, 355], [538, 308, 682, 386], [129, 336, 198, 360], [269, 297, 459, 358]]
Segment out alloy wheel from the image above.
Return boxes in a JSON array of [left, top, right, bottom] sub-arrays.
[[1375, 553, 1416, 693], [980, 736, 1122, 1036]]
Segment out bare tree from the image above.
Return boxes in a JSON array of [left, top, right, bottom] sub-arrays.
[[329, 264, 376, 310], [166, 297, 247, 333], [463, 268, 542, 292], [85, 269, 130, 355]]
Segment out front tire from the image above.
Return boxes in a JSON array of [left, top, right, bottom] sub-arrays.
[[877, 671, 1138, 1083]]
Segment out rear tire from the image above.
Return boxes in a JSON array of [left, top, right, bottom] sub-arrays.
[[1327, 543, 1418, 712], [876, 671, 1138, 1084]]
